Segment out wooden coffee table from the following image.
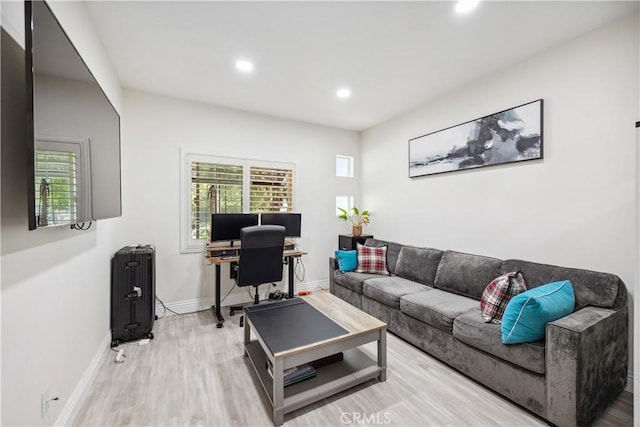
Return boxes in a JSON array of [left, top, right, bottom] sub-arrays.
[[243, 292, 387, 426]]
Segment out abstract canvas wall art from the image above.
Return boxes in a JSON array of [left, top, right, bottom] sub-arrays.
[[409, 100, 543, 178]]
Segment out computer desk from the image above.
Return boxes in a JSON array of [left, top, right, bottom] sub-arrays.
[[206, 244, 307, 328]]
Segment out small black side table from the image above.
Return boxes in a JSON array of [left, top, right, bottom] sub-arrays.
[[339, 234, 374, 250]]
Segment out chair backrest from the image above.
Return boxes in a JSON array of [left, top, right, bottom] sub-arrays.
[[237, 225, 285, 287]]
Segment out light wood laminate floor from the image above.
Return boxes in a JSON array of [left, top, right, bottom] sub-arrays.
[[74, 309, 632, 426]]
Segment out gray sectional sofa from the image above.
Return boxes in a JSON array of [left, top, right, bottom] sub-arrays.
[[329, 238, 628, 427]]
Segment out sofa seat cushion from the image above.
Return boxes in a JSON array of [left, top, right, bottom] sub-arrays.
[[334, 270, 385, 294], [400, 290, 478, 333], [363, 276, 432, 309], [453, 309, 546, 374]]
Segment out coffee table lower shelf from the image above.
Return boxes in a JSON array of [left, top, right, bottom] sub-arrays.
[[245, 340, 384, 423]]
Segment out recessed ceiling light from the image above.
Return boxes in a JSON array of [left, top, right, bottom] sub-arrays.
[[336, 87, 351, 99], [455, 0, 480, 13], [235, 60, 254, 73]]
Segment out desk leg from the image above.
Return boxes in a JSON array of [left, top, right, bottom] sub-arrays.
[[213, 264, 225, 328], [287, 257, 295, 298]]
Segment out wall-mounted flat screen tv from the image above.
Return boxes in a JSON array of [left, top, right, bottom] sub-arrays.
[[25, 0, 121, 230]]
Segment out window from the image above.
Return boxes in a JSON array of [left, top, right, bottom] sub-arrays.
[[181, 150, 295, 253], [35, 149, 78, 226], [336, 155, 353, 177], [191, 162, 243, 241], [336, 195, 353, 216], [34, 137, 91, 227]]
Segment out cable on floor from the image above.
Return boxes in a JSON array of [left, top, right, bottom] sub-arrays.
[[294, 257, 305, 282], [155, 291, 225, 318]]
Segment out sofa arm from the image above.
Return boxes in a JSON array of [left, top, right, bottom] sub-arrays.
[[329, 257, 338, 293], [546, 305, 628, 427]]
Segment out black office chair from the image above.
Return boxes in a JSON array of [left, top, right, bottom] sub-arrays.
[[229, 225, 285, 327]]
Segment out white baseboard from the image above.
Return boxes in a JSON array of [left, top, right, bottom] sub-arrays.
[[156, 296, 215, 316], [626, 371, 633, 393], [155, 279, 331, 317], [295, 279, 330, 293], [56, 330, 111, 426]]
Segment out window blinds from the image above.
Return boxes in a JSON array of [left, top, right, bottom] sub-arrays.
[[249, 166, 293, 212], [191, 162, 243, 240], [35, 149, 77, 225]]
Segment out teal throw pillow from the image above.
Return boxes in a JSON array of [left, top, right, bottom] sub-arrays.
[[335, 250, 357, 273], [501, 280, 575, 344]]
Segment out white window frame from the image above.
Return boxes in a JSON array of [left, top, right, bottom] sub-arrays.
[[180, 149, 297, 253], [336, 155, 354, 178], [35, 135, 92, 225]]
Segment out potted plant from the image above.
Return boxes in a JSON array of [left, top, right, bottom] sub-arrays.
[[337, 207, 370, 237]]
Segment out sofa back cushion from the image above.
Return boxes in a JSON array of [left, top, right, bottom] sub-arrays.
[[364, 238, 403, 275], [395, 246, 443, 285], [501, 259, 626, 310], [434, 250, 502, 300]]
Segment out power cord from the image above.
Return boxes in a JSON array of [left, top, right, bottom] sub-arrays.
[[155, 295, 180, 318], [155, 294, 219, 318], [295, 257, 306, 282], [70, 221, 92, 230]]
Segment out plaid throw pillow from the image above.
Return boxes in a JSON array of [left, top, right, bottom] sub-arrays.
[[480, 271, 527, 324], [355, 243, 390, 275]]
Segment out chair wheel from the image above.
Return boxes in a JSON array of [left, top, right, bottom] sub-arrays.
[[147, 332, 154, 340]]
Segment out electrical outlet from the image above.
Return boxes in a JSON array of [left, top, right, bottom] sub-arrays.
[[40, 386, 50, 422]]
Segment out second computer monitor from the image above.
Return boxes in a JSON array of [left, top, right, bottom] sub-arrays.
[[261, 213, 302, 238]]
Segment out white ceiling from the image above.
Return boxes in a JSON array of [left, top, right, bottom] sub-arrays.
[[84, 1, 638, 131]]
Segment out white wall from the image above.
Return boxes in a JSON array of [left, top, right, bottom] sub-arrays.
[[1, 1, 124, 425], [361, 12, 638, 385], [122, 90, 359, 311]]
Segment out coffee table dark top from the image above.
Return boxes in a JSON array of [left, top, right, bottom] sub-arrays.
[[244, 298, 348, 354]]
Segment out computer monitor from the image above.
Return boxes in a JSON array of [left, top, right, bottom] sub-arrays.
[[210, 213, 259, 244], [260, 213, 302, 238]]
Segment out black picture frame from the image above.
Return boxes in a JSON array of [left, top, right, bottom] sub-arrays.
[[409, 99, 543, 178]]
